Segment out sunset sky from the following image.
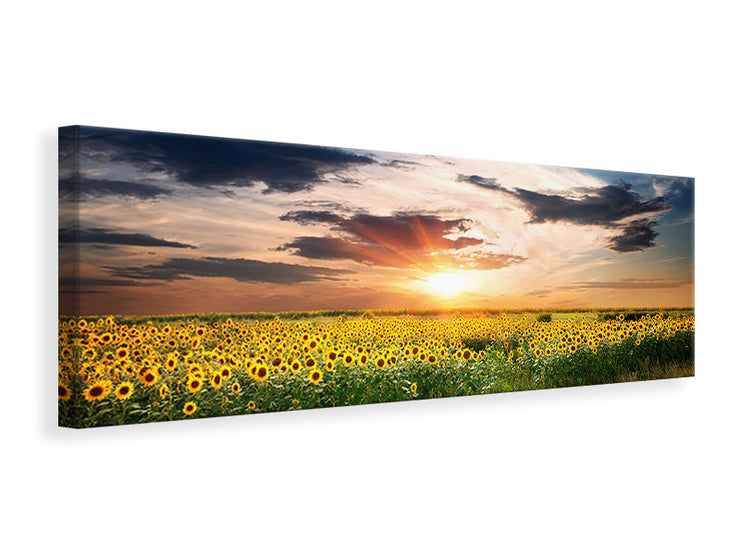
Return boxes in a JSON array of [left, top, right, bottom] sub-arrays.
[[59, 126, 694, 316]]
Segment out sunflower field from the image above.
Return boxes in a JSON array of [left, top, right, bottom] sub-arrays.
[[58, 310, 694, 428]]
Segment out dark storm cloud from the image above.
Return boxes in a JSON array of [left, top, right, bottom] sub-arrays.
[[277, 236, 410, 267], [457, 174, 668, 226], [280, 210, 482, 251], [58, 277, 156, 298], [577, 170, 695, 223], [58, 277, 150, 288], [606, 218, 660, 253], [278, 209, 524, 270], [661, 177, 695, 223], [108, 257, 351, 284], [457, 174, 674, 253], [59, 227, 196, 249], [278, 236, 524, 269], [458, 174, 506, 191], [280, 210, 345, 226], [59, 176, 171, 201], [76, 126, 376, 193]]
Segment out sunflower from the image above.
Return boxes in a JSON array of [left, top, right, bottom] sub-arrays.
[[247, 400, 256, 410], [290, 360, 302, 374], [187, 375, 204, 394], [115, 347, 129, 361], [220, 366, 232, 381], [308, 369, 323, 384], [58, 382, 72, 401], [159, 383, 169, 400], [343, 353, 354, 365], [83, 380, 111, 402], [254, 365, 269, 382], [231, 382, 241, 394], [164, 354, 178, 372], [410, 383, 418, 394], [183, 401, 197, 416], [210, 373, 223, 389], [141, 369, 159, 387], [114, 381, 134, 400]]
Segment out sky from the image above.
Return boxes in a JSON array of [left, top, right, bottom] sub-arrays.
[[59, 126, 695, 316]]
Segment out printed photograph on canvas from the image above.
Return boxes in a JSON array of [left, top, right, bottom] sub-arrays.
[[58, 126, 694, 428]]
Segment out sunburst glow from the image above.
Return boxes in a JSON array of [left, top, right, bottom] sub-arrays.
[[427, 271, 467, 296]]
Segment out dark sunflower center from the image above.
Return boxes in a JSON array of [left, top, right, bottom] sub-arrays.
[[90, 386, 103, 396]]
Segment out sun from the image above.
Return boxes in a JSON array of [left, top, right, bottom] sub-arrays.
[[427, 271, 467, 296]]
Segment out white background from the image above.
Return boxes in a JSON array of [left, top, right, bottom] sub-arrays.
[[3, 1, 738, 553]]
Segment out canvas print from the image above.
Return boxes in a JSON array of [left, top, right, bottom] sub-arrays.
[[58, 126, 695, 428]]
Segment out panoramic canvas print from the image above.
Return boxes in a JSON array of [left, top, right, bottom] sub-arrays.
[[58, 126, 695, 428]]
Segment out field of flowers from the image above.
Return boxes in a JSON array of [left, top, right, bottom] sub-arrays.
[[58, 310, 694, 428]]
